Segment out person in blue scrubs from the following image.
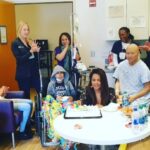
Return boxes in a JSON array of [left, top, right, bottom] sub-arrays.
[[111, 27, 135, 66], [11, 21, 40, 99]]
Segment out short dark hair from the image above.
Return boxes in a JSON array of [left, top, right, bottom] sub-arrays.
[[119, 27, 130, 34], [59, 32, 71, 47]]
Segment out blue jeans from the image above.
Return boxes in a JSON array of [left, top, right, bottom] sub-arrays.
[[11, 99, 32, 132]]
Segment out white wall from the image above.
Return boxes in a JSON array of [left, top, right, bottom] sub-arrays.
[[75, 0, 113, 68], [12, 0, 114, 69]]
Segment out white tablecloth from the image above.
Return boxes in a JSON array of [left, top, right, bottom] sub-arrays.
[[54, 105, 150, 145]]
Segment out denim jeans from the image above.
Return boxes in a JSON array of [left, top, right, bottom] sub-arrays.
[[11, 99, 32, 132]]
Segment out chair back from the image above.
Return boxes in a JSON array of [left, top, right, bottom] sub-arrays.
[[0, 100, 15, 133], [5, 91, 25, 99]]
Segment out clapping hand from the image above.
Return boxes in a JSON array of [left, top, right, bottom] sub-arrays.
[[139, 41, 150, 52], [139, 45, 150, 51], [30, 40, 40, 53]]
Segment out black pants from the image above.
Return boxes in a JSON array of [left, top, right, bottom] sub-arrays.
[[17, 76, 40, 99]]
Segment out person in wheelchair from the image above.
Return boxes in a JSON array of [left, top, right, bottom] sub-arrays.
[[47, 65, 76, 102], [0, 86, 33, 139]]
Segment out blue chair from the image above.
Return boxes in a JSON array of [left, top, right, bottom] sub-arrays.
[[0, 91, 24, 148]]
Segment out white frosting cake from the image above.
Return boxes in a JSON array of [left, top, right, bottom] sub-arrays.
[[65, 105, 101, 118]]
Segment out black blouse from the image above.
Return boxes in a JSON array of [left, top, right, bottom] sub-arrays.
[[83, 86, 116, 106]]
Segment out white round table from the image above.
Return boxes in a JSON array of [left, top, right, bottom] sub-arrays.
[[54, 107, 150, 148]]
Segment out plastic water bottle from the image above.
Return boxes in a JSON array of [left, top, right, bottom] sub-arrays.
[[139, 103, 150, 131], [142, 104, 149, 128], [80, 89, 86, 103], [122, 92, 129, 107], [132, 107, 139, 134], [138, 105, 145, 131]]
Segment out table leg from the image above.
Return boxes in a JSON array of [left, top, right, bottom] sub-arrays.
[[101, 145, 106, 150]]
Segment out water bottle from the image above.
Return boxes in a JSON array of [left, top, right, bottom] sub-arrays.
[[122, 92, 129, 107], [132, 107, 139, 134], [79, 89, 86, 105], [138, 105, 145, 131], [143, 104, 149, 128]]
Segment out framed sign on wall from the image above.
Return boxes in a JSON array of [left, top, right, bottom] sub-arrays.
[[0, 26, 7, 44], [89, 0, 96, 7]]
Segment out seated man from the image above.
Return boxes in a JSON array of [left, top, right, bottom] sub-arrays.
[[113, 44, 150, 104], [0, 86, 33, 139], [47, 65, 76, 102]]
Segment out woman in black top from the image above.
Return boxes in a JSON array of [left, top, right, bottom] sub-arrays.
[[11, 21, 40, 98], [81, 68, 118, 150], [83, 68, 115, 106]]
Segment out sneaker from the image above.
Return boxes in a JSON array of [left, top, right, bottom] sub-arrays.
[[16, 132, 33, 140], [25, 123, 35, 135], [30, 118, 35, 126]]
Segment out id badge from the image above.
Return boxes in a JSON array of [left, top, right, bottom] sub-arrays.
[[29, 53, 35, 59], [119, 52, 125, 60]]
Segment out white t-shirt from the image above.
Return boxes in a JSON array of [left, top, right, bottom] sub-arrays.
[[113, 59, 150, 104], [122, 42, 130, 50]]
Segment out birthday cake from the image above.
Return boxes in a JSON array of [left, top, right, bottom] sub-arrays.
[[64, 105, 102, 119]]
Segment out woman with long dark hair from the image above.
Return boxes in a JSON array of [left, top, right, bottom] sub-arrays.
[[55, 32, 81, 90], [55, 32, 80, 74], [81, 68, 118, 149], [83, 68, 111, 106]]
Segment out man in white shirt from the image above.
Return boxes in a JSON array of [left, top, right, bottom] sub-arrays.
[[113, 44, 150, 104]]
